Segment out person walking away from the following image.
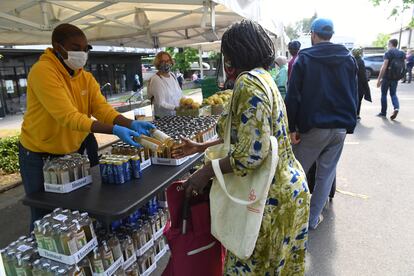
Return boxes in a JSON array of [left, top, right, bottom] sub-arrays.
[[274, 56, 288, 99], [147, 51, 182, 118], [351, 47, 372, 120], [376, 39, 405, 120], [172, 20, 310, 275], [288, 40, 301, 80], [285, 18, 358, 230], [402, 49, 414, 83], [175, 69, 184, 89], [19, 23, 154, 229]]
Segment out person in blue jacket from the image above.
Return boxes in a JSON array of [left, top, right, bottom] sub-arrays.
[[285, 18, 358, 230]]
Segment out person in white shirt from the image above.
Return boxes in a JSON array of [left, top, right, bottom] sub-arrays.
[[148, 51, 182, 118]]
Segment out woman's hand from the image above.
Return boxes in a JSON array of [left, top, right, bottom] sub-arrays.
[[172, 137, 204, 159], [183, 167, 211, 198]]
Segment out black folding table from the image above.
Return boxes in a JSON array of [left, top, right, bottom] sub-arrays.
[[22, 154, 203, 228]]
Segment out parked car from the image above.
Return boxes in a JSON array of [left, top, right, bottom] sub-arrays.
[[363, 54, 384, 78]]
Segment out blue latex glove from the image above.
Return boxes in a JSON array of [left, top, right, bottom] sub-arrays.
[[130, 120, 155, 136], [113, 125, 141, 147]]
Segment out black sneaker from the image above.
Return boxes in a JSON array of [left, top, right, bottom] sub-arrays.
[[377, 113, 386, 117], [390, 109, 399, 120]]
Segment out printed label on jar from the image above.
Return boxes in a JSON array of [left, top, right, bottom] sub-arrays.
[[53, 214, 68, 222]]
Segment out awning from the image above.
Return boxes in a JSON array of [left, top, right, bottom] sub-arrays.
[[0, 0, 282, 48]]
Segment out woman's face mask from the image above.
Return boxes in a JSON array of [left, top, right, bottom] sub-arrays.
[[224, 58, 237, 80], [159, 62, 172, 73]]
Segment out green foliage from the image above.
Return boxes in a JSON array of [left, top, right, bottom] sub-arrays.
[[208, 51, 221, 62], [370, 0, 414, 25], [285, 13, 318, 40], [373, 33, 391, 48], [166, 47, 199, 74], [0, 135, 19, 174]]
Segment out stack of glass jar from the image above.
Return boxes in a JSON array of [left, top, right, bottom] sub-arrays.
[[99, 154, 141, 185], [94, 197, 169, 275], [43, 153, 91, 184], [152, 116, 219, 144], [33, 208, 96, 255], [1, 209, 99, 276]]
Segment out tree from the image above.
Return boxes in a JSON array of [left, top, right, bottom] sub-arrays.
[[373, 33, 391, 48], [370, 0, 414, 26], [285, 13, 318, 40], [166, 47, 198, 74]]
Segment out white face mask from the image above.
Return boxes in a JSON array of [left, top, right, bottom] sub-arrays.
[[63, 50, 88, 70]]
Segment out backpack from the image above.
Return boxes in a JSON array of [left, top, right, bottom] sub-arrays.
[[387, 55, 406, 80]]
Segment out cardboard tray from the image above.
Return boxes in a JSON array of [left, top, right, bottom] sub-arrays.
[[136, 238, 154, 257], [93, 257, 123, 276], [44, 175, 93, 193], [151, 153, 197, 167], [122, 253, 137, 270], [142, 262, 157, 276], [140, 159, 152, 171], [38, 237, 98, 265]]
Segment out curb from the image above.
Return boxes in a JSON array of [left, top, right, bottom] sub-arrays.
[[0, 180, 22, 193]]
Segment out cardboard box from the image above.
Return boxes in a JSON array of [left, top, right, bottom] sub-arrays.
[[176, 105, 211, 117], [136, 238, 154, 257], [211, 104, 224, 115], [140, 158, 152, 170], [38, 237, 98, 265], [93, 256, 123, 276], [122, 253, 137, 271], [44, 175, 93, 193]]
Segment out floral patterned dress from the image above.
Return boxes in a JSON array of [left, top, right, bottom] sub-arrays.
[[217, 68, 310, 275]]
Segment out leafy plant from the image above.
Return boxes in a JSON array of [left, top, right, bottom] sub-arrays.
[[373, 33, 391, 48], [285, 13, 318, 40], [166, 47, 199, 74], [0, 135, 20, 174], [370, 0, 414, 25]]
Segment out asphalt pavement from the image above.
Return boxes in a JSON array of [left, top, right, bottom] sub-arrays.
[[0, 82, 413, 275], [305, 81, 414, 276]]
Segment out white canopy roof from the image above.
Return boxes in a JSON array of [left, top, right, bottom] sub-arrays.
[[0, 0, 282, 48]]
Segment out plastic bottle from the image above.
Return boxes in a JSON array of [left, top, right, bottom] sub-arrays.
[[90, 247, 105, 274], [1, 248, 16, 276], [59, 226, 78, 255], [42, 223, 59, 252], [71, 220, 88, 250], [108, 235, 123, 261], [58, 161, 71, 184], [79, 257, 93, 276], [32, 221, 45, 250], [79, 212, 96, 242], [31, 259, 43, 276], [52, 224, 64, 254], [82, 156, 91, 177], [100, 241, 115, 270]]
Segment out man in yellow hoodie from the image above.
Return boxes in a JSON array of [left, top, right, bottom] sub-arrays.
[[19, 23, 154, 227]]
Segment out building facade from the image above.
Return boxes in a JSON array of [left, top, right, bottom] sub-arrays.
[[0, 47, 147, 117]]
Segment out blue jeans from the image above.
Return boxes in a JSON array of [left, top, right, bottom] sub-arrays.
[[381, 79, 399, 115], [19, 143, 52, 230], [293, 128, 346, 229]]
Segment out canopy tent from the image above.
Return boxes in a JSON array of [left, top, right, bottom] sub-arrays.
[[0, 0, 283, 48]]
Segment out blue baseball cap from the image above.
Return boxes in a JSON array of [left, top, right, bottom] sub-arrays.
[[311, 18, 334, 35]]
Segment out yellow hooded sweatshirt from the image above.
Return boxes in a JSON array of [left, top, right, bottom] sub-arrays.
[[20, 48, 120, 154]]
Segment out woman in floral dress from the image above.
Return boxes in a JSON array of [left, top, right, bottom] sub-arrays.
[[172, 20, 310, 275]]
